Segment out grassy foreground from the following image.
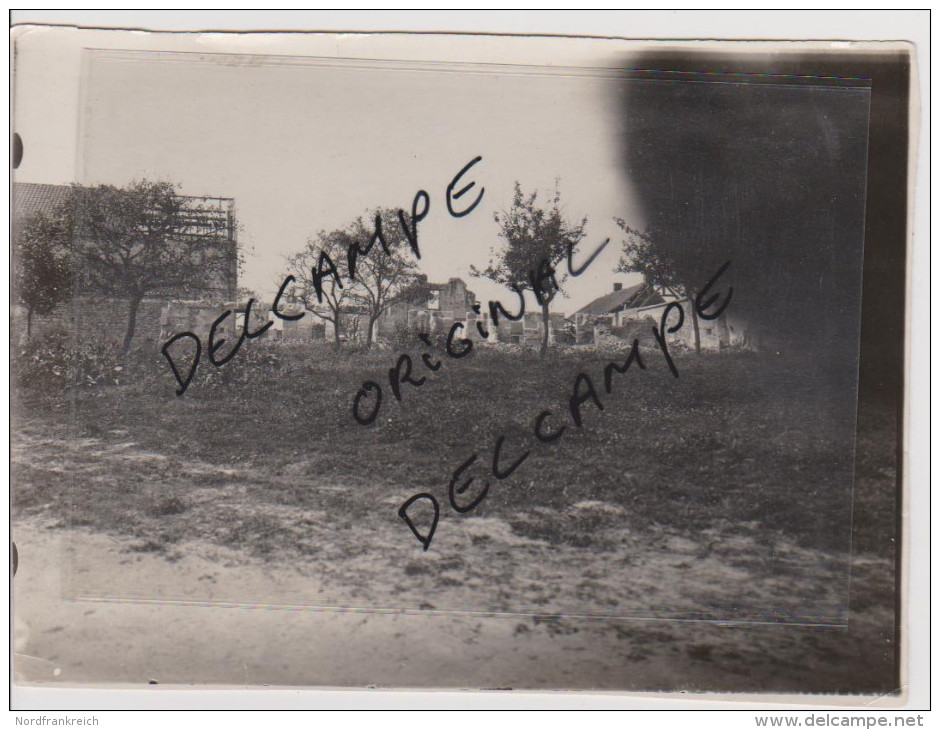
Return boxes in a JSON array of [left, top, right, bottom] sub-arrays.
[[11, 336, 900, 692], [15, 340, 881, 541]]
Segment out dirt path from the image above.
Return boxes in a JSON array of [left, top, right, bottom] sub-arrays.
[[12, 518, 713, 690], [13, 516, 894, 693], [12, 425, 896, 693], [12, 429, 850, 623]]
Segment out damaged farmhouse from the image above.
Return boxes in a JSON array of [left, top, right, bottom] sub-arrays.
[[573, 281, 748, 351]]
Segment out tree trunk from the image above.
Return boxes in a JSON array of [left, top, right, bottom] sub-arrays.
[[690, 301, 701, 355], [539, 301, 550, 358], [26, 307, 33, 341], [332, 316, 342, 353], [122, 295, 142, 354], [365, 316, 377, 350]]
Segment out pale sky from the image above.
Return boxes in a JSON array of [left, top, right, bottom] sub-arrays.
[[73, 51, 644, 314]]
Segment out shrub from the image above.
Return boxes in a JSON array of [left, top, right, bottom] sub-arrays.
[[386, 320, 430, 351], [383, 319, 468, 354], [15, 333, 121, 390], [193, 339, 284, 391], [13, 332, 167, 393]]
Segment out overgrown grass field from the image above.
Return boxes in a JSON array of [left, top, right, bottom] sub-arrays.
[[12, 337, 895, 622]]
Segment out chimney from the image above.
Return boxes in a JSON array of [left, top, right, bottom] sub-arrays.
[[613, 283, 623, 292]]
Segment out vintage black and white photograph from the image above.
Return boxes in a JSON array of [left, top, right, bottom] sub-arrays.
[[10, 26, 912, 698]]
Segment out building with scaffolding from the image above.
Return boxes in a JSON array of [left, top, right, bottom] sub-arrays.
[[12, 182, 238, 347]]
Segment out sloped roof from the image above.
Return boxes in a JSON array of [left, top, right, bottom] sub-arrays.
[[13, 182, 71, 224], [13, 182, 239, 300], [12, 182, 236, 223], [575, 282, 664, 316]]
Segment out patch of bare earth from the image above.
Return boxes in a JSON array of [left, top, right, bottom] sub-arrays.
[[11, 349, 897, 692], [14, 429, 893, 692]]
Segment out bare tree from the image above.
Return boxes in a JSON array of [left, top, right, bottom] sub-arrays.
[[285, 209, 420, 350], [65, 180, 234, 353], [345, 209, 421, 349], [14, 211, 72, 340], [284, 230, 355, 351], [474, 181, 587, 357]]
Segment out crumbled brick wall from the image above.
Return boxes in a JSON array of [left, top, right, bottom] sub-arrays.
[[14, 298, 168, 348], [376, 277, 477, 339]]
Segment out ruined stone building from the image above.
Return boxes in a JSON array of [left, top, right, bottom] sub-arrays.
[[573, 281, 665, 344], [375, 276, 572, 346], [375, 276, 478, 339]]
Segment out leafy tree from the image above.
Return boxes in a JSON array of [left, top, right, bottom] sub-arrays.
[[65, 179, 234, 353], [474, 181, 587, 357], [14, 211, 72, 340], [344, 208, 421, 349], [285, 230, 355, 351], [615, 218, 727, 354], [287, 208, 421, 350]]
